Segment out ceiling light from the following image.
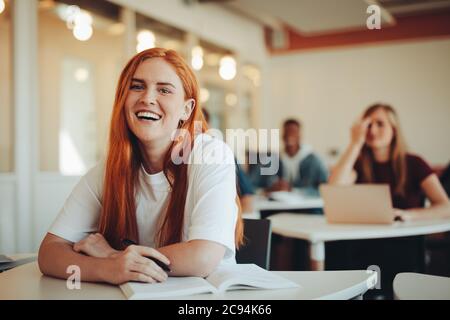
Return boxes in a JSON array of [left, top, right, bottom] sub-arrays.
[[219, 56, 237, 81], [200, 88, 210, 103], [74, 68, 89, 82], [73, 24, 93, 41], [226, 93, 238, 107], [136, 30, 155, 52], [0, 0, 6, 14]]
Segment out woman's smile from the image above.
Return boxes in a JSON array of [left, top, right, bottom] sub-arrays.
[[135, 110, 163, 123]]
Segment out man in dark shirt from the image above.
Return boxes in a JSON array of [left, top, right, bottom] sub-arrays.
[[250, 119, 328, 195]]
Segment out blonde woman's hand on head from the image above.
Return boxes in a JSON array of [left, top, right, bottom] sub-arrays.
[[73, 233, 118, 258], [328, 117, 370, 185], [101, 244, 170, 285], [351, 117, 371, 148]]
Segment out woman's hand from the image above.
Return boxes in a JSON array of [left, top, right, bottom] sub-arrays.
[[328, 117, 371, 185], [100, 245, 170, 285], [73, 233, 118, 258], [394, 209, 421, 222], [351, 118, 370, 148]]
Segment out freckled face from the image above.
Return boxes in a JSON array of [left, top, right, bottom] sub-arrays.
[[124, 58, 189, 145], [365, 109, 395, 149]]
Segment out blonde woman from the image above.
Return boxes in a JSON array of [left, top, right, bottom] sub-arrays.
[[328, 103, 449, 298], [329, 103, 449, 220]]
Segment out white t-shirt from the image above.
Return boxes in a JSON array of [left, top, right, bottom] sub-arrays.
[[48, 133, 238, 266], [281, 144, 313, 183]]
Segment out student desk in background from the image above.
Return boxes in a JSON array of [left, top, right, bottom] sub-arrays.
[[393, 273, 450, 300], [268, 213, 450, 271], [253, 194, 324, 219], [0, 258, 376, 300]]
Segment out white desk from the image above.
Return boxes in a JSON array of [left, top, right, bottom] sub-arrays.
[[0, 261, 377, 300], [254, 196, 323, 212], [393, 273, 450, 300], [268, 213, 450, 271]]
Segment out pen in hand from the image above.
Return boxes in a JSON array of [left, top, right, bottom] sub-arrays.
[[121, 238, 172, 273]]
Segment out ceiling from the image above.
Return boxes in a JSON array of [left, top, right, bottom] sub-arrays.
[[200, 0, 450, 35]]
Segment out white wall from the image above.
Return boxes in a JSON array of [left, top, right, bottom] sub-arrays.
[[265, 38, 450, 166], [0, 176, 16, 253], [0, 174, 79, 253], [33, 174, 80, 252]]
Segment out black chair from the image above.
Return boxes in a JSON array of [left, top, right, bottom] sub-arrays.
[[236, 218, 272, 269]]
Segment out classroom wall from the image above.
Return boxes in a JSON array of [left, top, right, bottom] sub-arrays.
[[264, 38, 450, 166], [0, 9, 12, 172], [33, 175, 80, 252]]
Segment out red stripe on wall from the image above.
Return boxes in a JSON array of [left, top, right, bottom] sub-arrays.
[[266, 10, 450, 54]]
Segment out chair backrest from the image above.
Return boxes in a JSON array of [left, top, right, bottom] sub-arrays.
[[236, 218, 272, 269], [393, 273, 450, 300]]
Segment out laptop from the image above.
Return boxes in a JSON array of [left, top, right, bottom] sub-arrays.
[[319, 184, 396, 224]]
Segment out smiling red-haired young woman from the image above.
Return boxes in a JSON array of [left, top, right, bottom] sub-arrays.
[[38, 48, 243, 285]]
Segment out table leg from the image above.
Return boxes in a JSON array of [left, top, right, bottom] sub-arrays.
[[309, 241, 325, 271]]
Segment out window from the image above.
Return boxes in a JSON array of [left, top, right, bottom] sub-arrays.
[[38, 0, 124, 174], [135, 12, 185, 53], [196, 42, 260, 133]]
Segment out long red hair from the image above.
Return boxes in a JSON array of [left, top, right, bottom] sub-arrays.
[[98, 48, 243, 250]]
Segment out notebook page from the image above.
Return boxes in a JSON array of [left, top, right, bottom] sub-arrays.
[[206, 264, 300, 292], [269, 191, 306, 203], [120, 276, 218, 300]]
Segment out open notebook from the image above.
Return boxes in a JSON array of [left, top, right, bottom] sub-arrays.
[[120, 264, 300, 300]]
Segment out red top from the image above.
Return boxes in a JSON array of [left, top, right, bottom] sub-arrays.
[[355, 154, 434, 209]]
